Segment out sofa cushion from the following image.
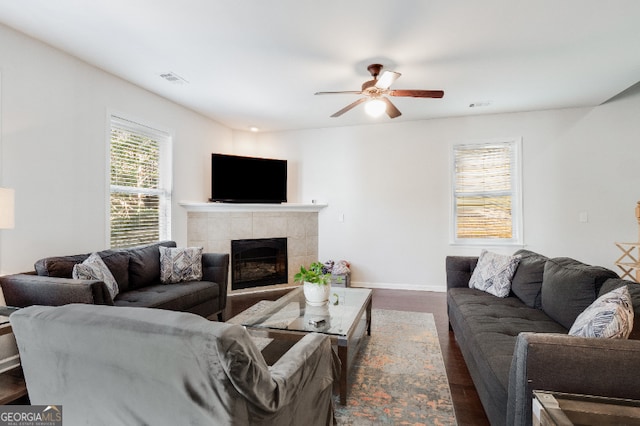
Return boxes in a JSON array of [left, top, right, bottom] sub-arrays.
[[569, 286, 634, 339], [447, 287, 567, 421], [35, 251, 130, 292], [35, 254, 88, 278], [95, 250, 130, 292], [469, 250, 521, 298], [128, 241, 177, 289], [72, 253, 119, 299], [159, 246, 203, 284], [113, 281, 218, 312], [541, 257, 619, 329], [599, 278, 640, 340], [510, 250, 548, 309]]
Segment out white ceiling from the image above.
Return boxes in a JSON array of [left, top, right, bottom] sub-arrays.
[[1, 0, 640, 132]]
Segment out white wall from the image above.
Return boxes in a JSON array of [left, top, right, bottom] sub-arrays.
[[257, 90, 640, 291], [2, 21, 639, 293], [0, 24, 232, 274]]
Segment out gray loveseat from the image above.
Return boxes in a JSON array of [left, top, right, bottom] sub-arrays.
[[447, 249, 640, 426], [0, 241, 229, 320]]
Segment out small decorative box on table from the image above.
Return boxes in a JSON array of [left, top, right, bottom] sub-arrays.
[[330, 274, 350, 287], [324, 259, 351, 288]]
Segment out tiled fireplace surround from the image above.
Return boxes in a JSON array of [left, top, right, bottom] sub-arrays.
[[183, 203, 325, 294]]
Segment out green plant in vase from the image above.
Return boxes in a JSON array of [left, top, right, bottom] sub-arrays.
[[295, 262, 331, 306], [294, 262, 330, 285]]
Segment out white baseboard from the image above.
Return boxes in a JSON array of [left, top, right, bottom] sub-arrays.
[[349, 281, 446, 293], [228, 281, 447, 295]]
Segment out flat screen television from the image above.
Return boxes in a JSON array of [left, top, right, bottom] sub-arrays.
[[210, 153, 287, 203]]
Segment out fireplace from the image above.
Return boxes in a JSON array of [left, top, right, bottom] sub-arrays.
[[231, 238, 288, 290]]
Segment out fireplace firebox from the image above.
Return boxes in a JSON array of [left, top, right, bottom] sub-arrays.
[[231, 238, 288, 290]]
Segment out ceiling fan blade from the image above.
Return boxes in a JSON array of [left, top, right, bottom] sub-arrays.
[[388, 89, 444, 98], [382, 98, 402, 118], [330, 97, 368, 117], [315, 91, 363, 95], [375, 71, 401, 90]]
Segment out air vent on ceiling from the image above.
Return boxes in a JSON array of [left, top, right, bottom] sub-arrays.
[[469, 101, 491, 108], [159, 72, 189, 85]]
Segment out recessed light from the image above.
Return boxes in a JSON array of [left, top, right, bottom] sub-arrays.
[[249, 126, 259, 132], [159, 72, 189, 85]]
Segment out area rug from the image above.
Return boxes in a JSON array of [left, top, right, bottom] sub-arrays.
[[229, 304, 457, 425], [335, 309, 457, 425]]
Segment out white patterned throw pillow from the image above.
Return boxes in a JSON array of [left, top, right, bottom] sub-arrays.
[[569, 286, 634, 339], [159, 246, 203, 284], [469, 250, 521, 298], [72, 252, 119, 299]]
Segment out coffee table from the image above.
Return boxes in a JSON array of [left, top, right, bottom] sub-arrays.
[[236, 286, 372, 405]]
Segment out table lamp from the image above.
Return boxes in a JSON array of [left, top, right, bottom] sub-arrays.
[[0, 188, 14, 230], [0, 187, 17, 376]]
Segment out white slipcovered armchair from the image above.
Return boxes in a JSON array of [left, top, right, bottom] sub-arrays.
[[11, 304, 337, 425]]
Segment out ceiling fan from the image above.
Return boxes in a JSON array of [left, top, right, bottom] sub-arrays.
[[315, 64, 444, 119]]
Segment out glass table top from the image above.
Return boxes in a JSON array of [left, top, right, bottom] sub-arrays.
[[533, 391, 640, 425], [240, 286, 371, 337]]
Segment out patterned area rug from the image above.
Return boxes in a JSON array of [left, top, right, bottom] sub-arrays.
[[229, 304, 456, 425], [335, 309, 457, 425]]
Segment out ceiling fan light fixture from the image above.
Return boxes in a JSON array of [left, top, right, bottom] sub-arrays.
[[317, 64, 444, 118], [365, 99, 386, 117]]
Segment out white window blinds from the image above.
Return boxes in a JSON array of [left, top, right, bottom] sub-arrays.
[[109, 116, 171, 248], [452, 140, 522, 243]]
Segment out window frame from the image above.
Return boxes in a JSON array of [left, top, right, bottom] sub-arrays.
[[450, 137, 523, 246], [107, 112, 173, 248]]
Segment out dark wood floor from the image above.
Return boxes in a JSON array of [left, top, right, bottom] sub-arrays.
[[226, 287, 490, 426]]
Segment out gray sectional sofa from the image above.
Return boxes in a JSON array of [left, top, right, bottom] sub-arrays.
[[0, 241, 229, 320], [447, 249, 640, 426]]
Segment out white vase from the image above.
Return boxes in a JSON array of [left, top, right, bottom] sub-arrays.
[[303, 281, 331, 306]]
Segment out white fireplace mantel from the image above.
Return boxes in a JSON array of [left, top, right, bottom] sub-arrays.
[[179, 201, 328, 213], [182, 201, 326, 293]]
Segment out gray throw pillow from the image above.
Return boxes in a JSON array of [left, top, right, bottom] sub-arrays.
[[469, 250, 521, 298], [72, 252, 119, 299], [541, 257, 619, 329], [569, 286, 634, 339], [159, 246, 203, 284]]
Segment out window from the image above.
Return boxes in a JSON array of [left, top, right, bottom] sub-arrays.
[[109, 115, 172, 248], [452, 138, 522, 244]]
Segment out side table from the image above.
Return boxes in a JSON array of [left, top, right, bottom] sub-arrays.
[[533, 390, 640, 425], [0, 306, 27, 404]]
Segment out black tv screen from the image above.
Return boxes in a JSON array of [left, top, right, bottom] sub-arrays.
[[210, 153, 287, 203]]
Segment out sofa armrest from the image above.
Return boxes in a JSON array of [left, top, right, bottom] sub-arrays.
[[0, 274, 113, 307], [201, 253, 230, 312], [507, 332, 640, 426], [445, 256, 478, 290], [267, 333, 338, 410]]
